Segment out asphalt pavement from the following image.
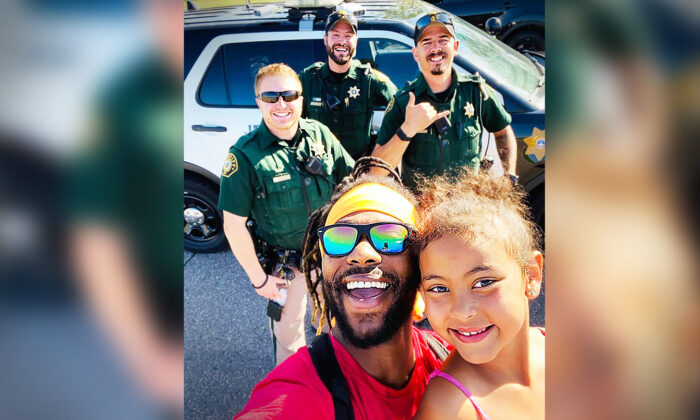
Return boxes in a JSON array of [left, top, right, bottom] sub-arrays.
[[184, 249, 545, 419]]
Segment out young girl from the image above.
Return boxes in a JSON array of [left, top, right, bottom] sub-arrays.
[[413, 170, 544, 420]]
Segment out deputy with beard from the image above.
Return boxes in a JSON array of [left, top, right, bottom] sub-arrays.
[[372, 12, 517, 190], [299, 11, 397, 160], [235, 157, 447, 420]]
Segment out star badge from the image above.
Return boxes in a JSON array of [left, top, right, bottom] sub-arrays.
[[347, 86, 360, 99], [464, 102, 475, 118], [523, 128, 545, 163], [310, 140, 326, 158]]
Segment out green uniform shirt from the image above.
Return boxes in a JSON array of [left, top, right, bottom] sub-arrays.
[[376, 69, 512, 189], [218, 118, 354, 251], [299, 60, 397, 160]]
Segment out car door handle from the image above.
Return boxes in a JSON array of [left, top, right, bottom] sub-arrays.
[[192, 124, 227, 132]]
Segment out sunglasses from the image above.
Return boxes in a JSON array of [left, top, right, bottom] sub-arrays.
[[416, 12, 453, 31], [257, 90, 301, 103], [318, 222, 416, 257], [414, 12, 454, 42]]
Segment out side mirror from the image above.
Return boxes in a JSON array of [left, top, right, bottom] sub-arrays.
[[485, 17, 502, 36]]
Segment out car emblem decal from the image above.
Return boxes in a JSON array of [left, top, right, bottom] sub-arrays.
[[523, 127, 545, 163], [464, 102, 474, 118], [221, 153, 238, 177], [347, 86, 360, 99]]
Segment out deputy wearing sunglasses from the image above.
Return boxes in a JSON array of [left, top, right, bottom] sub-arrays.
[[299, 10, 397, 160], [236, 159, 447, 420], [218, 63, 355, 366], [372, 12, 518, 189]]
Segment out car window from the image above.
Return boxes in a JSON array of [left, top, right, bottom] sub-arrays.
[[360, 39, 419, 89], [199, 47, 229, 106], [451, 17, 541, 98], [310, 38, 418, 89], [198, 40, 317, 107]]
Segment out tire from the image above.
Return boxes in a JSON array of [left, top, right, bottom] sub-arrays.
[[505, 30, 544, 53], [184, 176, 226, 253]]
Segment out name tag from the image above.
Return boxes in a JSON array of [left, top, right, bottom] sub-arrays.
[[273, 174, 291, 183], [310, 101, 323, 107], [313, 97, 322, 102], [417, 129, 428, 134]]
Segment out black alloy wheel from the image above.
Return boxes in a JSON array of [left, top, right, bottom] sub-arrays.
[[184, 177, 226, 252]]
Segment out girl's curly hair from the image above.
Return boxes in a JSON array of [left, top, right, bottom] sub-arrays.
[[415, 168, 542, 268]]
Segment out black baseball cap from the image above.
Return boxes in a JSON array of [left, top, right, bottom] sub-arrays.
[[414, 12, 456, 44], [325, 10, 358, 34]]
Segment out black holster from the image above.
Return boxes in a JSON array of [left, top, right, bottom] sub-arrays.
[[245, 219, 276, 275]]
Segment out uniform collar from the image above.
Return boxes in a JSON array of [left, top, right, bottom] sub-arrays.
[[413, 67, 458, 101], [257, 118, 310, 149], [320, 59, 360, 80]]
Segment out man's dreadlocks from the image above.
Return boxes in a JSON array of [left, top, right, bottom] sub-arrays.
[[300, 157, 417, 332]]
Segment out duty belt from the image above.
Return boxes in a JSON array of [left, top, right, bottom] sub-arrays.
[[271, 248, 300, 281]]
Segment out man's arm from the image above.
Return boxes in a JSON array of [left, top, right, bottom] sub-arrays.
[[371, 92, 449, 175], [223, 211, 287, 301], [493, 125, 517, 175]]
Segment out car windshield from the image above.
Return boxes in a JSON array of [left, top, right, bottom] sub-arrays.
[[450, 16, 542, 99]]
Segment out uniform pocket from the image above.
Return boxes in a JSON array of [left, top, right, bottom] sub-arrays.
[[458, 123, 481, 160], [262, 176, 302, 211], [401, 132, 439, 178]]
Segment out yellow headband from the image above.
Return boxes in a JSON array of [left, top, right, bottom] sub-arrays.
[[325, 183, 417, 226]]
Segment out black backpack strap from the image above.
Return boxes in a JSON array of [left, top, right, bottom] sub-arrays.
[[420, 330, 449, 362], [308, 333, 355, 420]]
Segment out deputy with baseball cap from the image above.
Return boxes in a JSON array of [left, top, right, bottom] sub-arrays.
[[299, 10, 398, 160], [372, 12, 517, 189]]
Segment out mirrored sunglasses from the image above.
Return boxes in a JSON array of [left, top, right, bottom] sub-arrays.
[[317, 222, 416, 257], [257, 90, 301, 103]]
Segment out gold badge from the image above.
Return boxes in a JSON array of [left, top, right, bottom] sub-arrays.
[[310, 140, 326, 158], [385, 97, 395, 114], [347, 86, 360, 99], [221, 153, 238, 178], [464, 102, 474, 118], [523, 128, 545, 163]]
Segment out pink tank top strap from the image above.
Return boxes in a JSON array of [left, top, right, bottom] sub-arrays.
[[428, 370, 491, 420]]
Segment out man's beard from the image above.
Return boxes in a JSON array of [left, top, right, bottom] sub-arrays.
[[327, 43, 355, 66], [427, 51, 448, 75], [323, 264, 419, 349]]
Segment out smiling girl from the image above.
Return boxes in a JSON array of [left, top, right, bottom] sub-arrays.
[[413, 170, 544, 420]]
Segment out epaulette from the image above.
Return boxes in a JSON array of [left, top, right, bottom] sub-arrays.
[[458, 71, 490, 100], [302, 61, 325, 73], [235, 129, 258, 148]]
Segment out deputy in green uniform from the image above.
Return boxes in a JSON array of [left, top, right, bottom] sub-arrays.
[[299, 10, 398, 160], [218, 64, 354, 365], [372, 12, 517, 189]]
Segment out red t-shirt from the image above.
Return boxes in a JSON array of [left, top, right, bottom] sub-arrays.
[[234, 326, 446, 420]]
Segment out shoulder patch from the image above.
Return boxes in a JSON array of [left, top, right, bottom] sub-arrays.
[[221, 153, 238, 178], [373, 69, 391, 84], [385, 96, 395, 114]]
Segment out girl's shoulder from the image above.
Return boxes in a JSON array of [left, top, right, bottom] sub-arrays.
[[414, 369, 481, 420]]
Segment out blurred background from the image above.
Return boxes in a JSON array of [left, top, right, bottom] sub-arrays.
[[0, 0, 698, 419]]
